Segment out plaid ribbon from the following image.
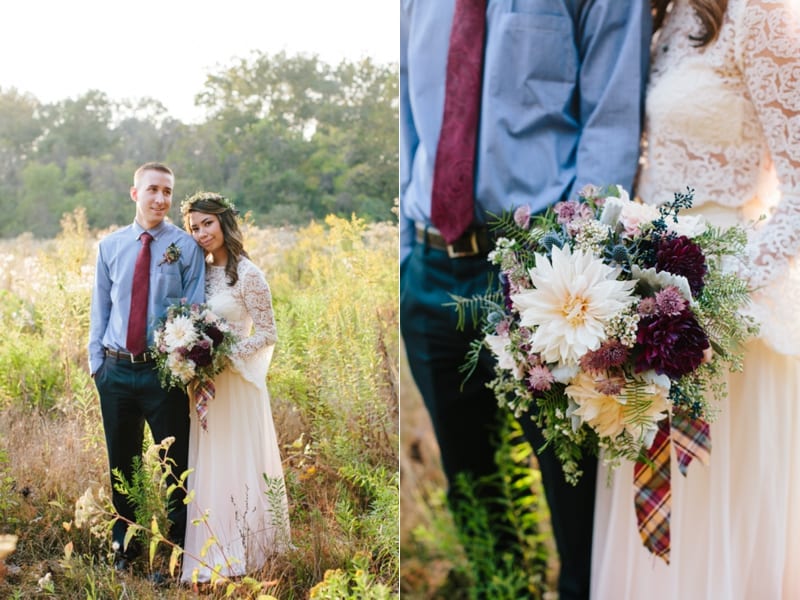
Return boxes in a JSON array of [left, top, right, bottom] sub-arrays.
[[633, 417, 672, 563], [671, 410, 711, 476], [190, 379, 215, 431], [633, 411, 712, 562]]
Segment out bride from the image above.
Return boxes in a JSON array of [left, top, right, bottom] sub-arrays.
[[179, 192, 290, 584], [592, 0, 800, 598]]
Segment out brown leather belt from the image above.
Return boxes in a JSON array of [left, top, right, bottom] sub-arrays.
[[105, 347, 155, 363], [415, 224, 492, 258]]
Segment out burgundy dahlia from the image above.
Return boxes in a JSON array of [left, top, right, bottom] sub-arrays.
[[205, 324, 225, 347], [187, 341, 214, 367], [655, 235, 707, 297], [635, 309, 710, 379]]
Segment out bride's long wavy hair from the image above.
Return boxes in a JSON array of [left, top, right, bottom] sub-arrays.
[[652, 0, 728, 46], [182, 191, 249, 287]]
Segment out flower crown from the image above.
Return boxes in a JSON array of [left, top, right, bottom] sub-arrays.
[[180, 191, 238, 217]]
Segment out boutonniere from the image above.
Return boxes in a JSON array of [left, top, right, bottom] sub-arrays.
[[158, 242, 182, 266]]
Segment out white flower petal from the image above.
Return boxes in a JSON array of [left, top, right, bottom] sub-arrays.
[[631, 265, 693, 302], [510, 246, 637, 365]]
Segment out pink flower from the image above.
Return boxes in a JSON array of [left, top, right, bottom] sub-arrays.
[[578, 203, 594, 220], [495, 319, 511, 336], [514, 205, 532, 229], [554, 200, 593, 227], [654, 286, 687, 316], [638, 297, 658, 316], [553, 201, 579, 224], [527, 364, 555, 392], [578, 184, 601, 200], [619, 201, 660, 237]]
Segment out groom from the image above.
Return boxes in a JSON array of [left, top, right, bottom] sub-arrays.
[[88, 162, 206, 569]]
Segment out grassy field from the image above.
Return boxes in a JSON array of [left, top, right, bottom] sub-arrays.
[[0, 209, 399, 599]]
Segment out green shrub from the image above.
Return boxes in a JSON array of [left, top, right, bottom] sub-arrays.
[[309, 552, 396, 600], [0, 334, 66, 411]]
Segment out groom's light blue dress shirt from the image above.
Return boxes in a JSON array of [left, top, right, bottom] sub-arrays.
[[400, 0, 652, 261], [88, 219, 206, 374]]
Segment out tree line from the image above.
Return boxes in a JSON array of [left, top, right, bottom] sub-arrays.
[[0, 51, 398, 238]]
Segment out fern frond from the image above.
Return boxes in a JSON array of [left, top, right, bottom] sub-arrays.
[[446, 290, 505, 332], [458, 337, 486, 388]]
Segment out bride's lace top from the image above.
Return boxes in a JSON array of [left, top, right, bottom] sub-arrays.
[[206, 258, 277, 363], [637, 0, 800, 290], [637, 0, 800, 354]]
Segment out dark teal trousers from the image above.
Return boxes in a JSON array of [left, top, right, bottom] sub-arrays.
[[94, 355, 190, 552]]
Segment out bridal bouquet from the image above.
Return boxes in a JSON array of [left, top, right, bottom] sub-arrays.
[[465, 184, 757, 559], [152, 300, 237, 431]]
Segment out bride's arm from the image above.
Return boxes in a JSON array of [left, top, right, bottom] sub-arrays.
[[738, 0, 800, 288], [234, 261, 278, 359]]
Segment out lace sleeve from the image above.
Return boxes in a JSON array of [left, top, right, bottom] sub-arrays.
[[234, 260, 278, 359], [737, 0, 800, 288]]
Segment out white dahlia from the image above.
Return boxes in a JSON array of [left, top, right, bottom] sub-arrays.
[[162, 315, 198, 351], [510, 245, 636, 365], [166, 353, 196, 384]]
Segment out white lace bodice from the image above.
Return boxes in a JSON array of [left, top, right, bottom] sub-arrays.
[[206, 258, 277, 362], [637, 0, 800, 289]]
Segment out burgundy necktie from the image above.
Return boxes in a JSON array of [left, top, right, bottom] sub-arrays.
[[126, 232, 153, 356], [430, 0, 487, 244]]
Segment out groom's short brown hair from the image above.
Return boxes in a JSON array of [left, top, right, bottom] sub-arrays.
[[133, 162, 173, 187]]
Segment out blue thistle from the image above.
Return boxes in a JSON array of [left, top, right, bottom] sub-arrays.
[[610, 244, 630, 264], [487, 310, 505, 325], [540, 232, 563, 252]]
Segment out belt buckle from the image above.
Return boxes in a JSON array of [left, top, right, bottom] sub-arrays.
[[447, 231, 479, 258], [130, 353, 148, 364]]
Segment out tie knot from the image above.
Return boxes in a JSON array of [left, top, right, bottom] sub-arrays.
[[140, 232, 153, 246]]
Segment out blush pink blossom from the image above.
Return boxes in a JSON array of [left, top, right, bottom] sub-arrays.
[[655, 286, 687, 316], [514, 205, 532, 229], [527, 364, 555, 392], [638, 297, 658, 316]]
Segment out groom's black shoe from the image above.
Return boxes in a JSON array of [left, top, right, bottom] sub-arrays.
[[146, 571, 169, 586], [112, 540, 141, 572], [113, 552, 131, 572]]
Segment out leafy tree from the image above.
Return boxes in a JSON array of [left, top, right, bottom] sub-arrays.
[[18, 162, 65, 236], [0, 53, 398, 238], [0, 88, 42, 183], [36, 90, 117, 166]]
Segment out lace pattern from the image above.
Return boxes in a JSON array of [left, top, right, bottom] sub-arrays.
[[638, 0, 800, 353], [205, 258, 278, 362]]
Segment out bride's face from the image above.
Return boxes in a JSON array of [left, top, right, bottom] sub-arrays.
[[188, 211, 225, 257]]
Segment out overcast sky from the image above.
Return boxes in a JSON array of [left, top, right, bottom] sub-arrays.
[[1, 0, 398, 122]]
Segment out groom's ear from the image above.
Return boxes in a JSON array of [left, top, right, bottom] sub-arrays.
[[130, 186, 138, 203]]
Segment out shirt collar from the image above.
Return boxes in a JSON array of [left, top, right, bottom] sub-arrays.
[[132, 219, 169, 240]]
